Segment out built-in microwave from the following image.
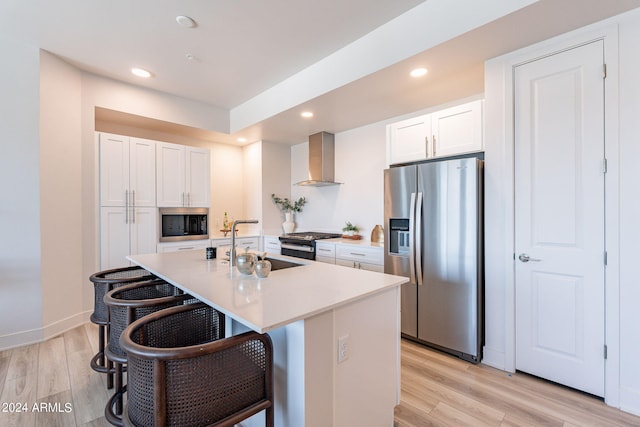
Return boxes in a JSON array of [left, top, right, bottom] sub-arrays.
[[159, 207, 209, 242]]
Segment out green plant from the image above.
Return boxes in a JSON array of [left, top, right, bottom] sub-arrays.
[[271, 194, 307, 213], [342, 221, 359, 233]]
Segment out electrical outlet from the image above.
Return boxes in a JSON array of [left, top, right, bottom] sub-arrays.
[[338, 334, 349, 364]]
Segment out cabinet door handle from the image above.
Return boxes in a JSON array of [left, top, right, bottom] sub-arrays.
[[425, 136, 429, 157], [318, 248, 332, 252], [178, 247, 195, 251], [350, 252, 366, 257], [432, 135, 436, 157], [131, 190, 136, 223], [125, 190, 129, 224]]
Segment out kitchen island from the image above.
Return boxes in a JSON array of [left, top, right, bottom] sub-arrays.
[[127, 249, 407, 427]]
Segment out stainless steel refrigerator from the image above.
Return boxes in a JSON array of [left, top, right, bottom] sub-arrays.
[[384, 156, 483, 363]]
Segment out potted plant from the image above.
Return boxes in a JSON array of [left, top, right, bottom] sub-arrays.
[[342, 221, 359, 237], [271, 194, 307, 233]]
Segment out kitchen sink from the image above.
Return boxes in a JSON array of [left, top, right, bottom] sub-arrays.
[[265, 257, 303, 271]]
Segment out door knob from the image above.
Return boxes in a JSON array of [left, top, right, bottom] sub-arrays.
[[518, 253, 541, 263]]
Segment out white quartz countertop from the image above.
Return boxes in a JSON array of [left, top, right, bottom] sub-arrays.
[[127, 250, 407, 333]]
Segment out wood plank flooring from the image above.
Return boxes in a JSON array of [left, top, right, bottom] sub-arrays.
[[395, 339, 640, 426], [1, 324, 639, 426]]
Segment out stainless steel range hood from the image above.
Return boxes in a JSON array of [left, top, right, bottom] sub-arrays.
[[295, 131, 342, 186]]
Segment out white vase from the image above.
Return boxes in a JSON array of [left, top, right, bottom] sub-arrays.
[[283, 212, 295, 234]]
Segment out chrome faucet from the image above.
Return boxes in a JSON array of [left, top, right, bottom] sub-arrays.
[[230, 219, 259, 269]]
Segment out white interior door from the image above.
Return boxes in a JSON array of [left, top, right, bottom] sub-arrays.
[[514, 40, 605, 397]]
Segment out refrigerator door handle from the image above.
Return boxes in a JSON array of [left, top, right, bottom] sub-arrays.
[[415, 192, 423, 286], [409, 192, 417, 285]]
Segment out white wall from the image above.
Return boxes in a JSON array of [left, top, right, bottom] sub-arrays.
[[290, 123, 388, 237], [261, 142, 291, 235], [0, 38, 43, 348], [616, 9, 640, 415]]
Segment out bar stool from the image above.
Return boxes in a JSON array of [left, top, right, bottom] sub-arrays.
[[103, 279, 195, 426], [119, 302, 273, 427], [89, 266, 156, 389]]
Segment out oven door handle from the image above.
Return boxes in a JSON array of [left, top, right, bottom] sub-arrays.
[[281, 243, 315, 253]]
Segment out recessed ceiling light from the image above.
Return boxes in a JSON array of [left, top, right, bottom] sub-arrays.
[[131, 67, 152, 78], [410, 67, 428, 78], [176, 15, 197, 28], [237, 137, 247, 143], [301, 111, 314, 118]]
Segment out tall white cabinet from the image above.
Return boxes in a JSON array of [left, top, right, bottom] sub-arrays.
[[156, 142, 210, 207], [99, 133, 158, 269]]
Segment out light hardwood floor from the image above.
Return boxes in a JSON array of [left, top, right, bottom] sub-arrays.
[[1, 324, 639, 426]]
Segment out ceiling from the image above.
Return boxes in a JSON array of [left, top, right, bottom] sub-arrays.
[[2, 0, 639, 145]]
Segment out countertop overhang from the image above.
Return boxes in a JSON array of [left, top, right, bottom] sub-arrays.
[[127, 250, 407, 333]]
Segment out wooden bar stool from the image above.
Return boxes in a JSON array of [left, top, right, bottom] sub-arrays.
[[103, 279, 196, 426], [89, 266, 156, 389], [119, 302, 273, 427]]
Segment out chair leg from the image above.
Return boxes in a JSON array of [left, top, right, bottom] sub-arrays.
[[115, 362, 123, 415], [266, 405, 274, 427]]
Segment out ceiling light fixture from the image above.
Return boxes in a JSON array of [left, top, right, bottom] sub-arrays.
[[176, 15, 197, 28], [131, 67, 152, 78], [237, 137, 247, 143], [410, 67, 428, 78], [301, 111, 314, 118]]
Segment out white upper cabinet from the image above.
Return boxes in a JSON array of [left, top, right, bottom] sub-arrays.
[[387, 115, 431, 165], [431, 100, 483, 158], [387, 100, 483, 165], [99, 133, 156, 207], [157, 142, 210, 207]]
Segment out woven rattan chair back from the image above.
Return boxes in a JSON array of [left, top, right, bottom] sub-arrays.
[[89, 266, 155, 325], [120, 302, 273, 427], [88, 266, 156, 389]]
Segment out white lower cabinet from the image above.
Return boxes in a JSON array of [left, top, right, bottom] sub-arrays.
[[157, 241, 210, 253], [100, 206, 157, 270], [335, 258, 384, 273], [335, 244, 384, 272], [315, 242, 336, 264], [210, 236, 260, 253], [263, 236, 282, 254]]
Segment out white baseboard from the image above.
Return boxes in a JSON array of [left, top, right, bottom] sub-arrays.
[[0, 310, 92, 351], [620, 386, 640, 417], [481, 345, 507, 371]]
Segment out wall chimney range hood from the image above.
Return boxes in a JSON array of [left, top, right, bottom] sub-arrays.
[[295, 131, 342, 186]]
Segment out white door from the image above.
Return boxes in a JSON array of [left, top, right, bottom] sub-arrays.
[[431, 100, 483, 158], [514, 41, 605, 397], [156, 142, 185, 207], [387, 115, 431, 164], [130, 207, 157, 257], [99, 133, 129, 207], [185, 147, 210, 207], [100, 206, 130, 270], [129, 137, 156, 207]]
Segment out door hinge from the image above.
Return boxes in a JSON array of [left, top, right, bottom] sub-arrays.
[[604, 345, 608, 359], [602, 158, 608, 174], [604, 251, 608, 266], [603, 63, 607, 79]]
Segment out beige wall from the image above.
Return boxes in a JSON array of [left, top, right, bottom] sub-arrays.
[[39, 51, 84, 332]]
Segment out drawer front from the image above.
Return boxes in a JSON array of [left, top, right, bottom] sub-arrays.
[[210, 238, 231, 248], [236, 237, 259, 250], [316, 255, 336, 265], [335, 245, 383, 265], [315, 242, 336, 258], [263, 237, 282, 253]]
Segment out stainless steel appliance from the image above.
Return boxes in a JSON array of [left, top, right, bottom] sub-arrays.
[[159, 207, 208, 242], [279, 232, 342, 260], [384, 156, 483, 362]]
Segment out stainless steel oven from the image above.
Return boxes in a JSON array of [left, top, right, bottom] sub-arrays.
[[159, 207, 209, 242], [279, 232, 341, 260]]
